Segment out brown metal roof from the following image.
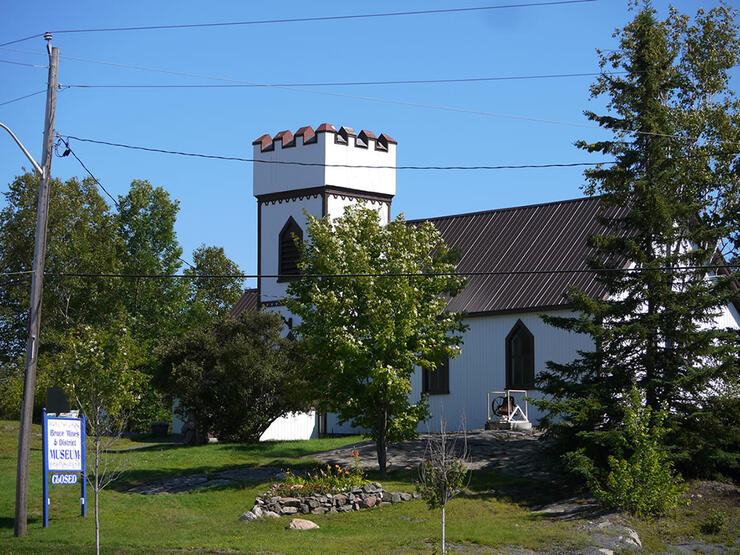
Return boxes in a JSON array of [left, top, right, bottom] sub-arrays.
[[230, 288, 259, 317], [411, 196, 630, 315]]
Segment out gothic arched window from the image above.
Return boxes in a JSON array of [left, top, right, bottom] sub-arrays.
[[506, 320, 534, 389], [278, 217, 303, 282]]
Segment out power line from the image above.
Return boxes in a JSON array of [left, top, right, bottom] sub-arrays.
[[0, 59, 46, 68], [62, 134, 613, 171], [0, 90, 46, 106], [64, 72, 622, 89], [54, 135, 197, 271], [4, 46, 736, 145], [40, 265, 739, 280], [0, 1, 596, 47]]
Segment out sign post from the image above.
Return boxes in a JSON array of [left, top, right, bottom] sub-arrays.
[[42, 408, 86, 526]]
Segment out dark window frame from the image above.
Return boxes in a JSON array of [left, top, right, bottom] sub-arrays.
[[505, 319, 535, 390], [422, 355, 450, 395], [277, 217, 303, 282]]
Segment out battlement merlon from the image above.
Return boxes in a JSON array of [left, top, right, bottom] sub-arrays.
[[252, 123, 397, 198]]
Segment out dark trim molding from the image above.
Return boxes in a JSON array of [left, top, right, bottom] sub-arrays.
[[257, 202, 262, 309], [463, 303, 572, 319], [256, 185, 394, 206], [262, 300, 286, 308]]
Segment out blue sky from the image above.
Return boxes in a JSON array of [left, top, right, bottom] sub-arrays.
[[1, 0, 737, 285]]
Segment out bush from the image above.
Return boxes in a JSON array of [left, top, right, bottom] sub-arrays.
[[596, 390, 686, 516], [571, 388, 687, 517], [156, 311, 310, 442], [700, 510, 727, 535]]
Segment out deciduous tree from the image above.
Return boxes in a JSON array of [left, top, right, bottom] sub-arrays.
[[286, 205, 467, 476]]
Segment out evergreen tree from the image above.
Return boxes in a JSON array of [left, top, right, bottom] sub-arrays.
[[537, 1, 740, 478]]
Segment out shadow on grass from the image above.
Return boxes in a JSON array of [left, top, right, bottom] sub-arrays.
[[0, 516, 41, 529]]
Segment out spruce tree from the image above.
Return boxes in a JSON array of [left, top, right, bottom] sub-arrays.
[[537, 1, 740, 479]]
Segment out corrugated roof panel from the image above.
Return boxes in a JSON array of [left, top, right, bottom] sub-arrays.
[[413, 196, 630, 315]]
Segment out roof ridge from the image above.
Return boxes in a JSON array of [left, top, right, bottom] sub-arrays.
[[405, 195, 603, 224]]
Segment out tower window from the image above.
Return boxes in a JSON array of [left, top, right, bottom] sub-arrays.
[[278, 217, 303, 282], [506, 320, 534, 390], [422, 355, 450, 395]]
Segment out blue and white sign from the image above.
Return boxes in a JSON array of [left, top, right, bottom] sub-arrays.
[[46, 418, 83, 472], [51, 473, 79, 485], [42, 409, 86, 527]]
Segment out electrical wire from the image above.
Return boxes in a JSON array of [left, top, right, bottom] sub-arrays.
[[64, 72, 623, 89], [0, 59, 46, 68], [54, 135, 197, 270], [62, 134, 614, 171], [0, 1, 596, 47], [41, 265, 739, 280], [0, 89, 46, 106]]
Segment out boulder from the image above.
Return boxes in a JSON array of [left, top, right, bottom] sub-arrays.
[[288, 518, 320, 530], [360, 496, 377, 508], [390, 493, 402, 503], [251, 505, 263, 518], [239, 511, 258, 522], [263, 510, 280, 518], [334, 494, 348, 506], [400, 492, 412, 502]]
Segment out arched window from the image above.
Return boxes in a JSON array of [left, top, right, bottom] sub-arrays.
[[506, 320, 534, 389], [278, 217, 303, 282]]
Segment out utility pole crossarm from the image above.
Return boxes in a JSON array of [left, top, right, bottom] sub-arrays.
[[0, 122, 43, 176]]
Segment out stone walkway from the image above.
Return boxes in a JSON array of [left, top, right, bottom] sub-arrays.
[[126, 466, 283, 494], [309, 429, 559, 481]]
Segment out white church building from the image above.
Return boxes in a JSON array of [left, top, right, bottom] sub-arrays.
[[224, 122, 740, 441]]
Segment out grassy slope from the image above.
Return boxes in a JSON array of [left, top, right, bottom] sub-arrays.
[[0, 420, 582, 554]]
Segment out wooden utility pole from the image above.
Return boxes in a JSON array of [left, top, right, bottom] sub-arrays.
[[14, 33, 59, 538]]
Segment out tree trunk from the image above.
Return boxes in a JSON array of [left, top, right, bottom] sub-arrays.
[[375, 409, 388, 477], [441, 506, 446, 554], [95, 436, 100, 555]]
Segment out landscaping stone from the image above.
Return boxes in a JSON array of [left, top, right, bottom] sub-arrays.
[[400, 492, 412, 502], [251, 505, 263, 518], [310, 507, 326, 515], [380, 501, 392, 507], [390, 492, 402, 503], [361, 496, 377, 508], [288, 518, 319, 530], [281, 497, 301, 507], [280, 506, 299, 515], [239, 511, 258, 522], [263, 511, 280, 518]]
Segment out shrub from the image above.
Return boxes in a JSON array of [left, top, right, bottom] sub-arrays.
[[700, 510, 727, 535], [571, 388, 687, 517]]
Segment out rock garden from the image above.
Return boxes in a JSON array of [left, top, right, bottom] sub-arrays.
[[240, 450, 419, 524]]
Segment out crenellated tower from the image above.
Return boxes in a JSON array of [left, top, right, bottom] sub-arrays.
[[253, 123, 397, 308]]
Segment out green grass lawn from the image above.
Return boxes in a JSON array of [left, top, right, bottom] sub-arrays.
[[4, 420, 736, 553], [0, 420, 585, 553]]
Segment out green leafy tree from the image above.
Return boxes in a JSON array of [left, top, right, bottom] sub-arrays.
[[537, 1, 740, 478], [55, 321, 147, 555], [156, 310, 307, 442], [115, 179, 187, 342], [286, 205, 467, 476], [182, 244, 245, 327], [0, 173, 121, 418], [0, 173, 120, 364]]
